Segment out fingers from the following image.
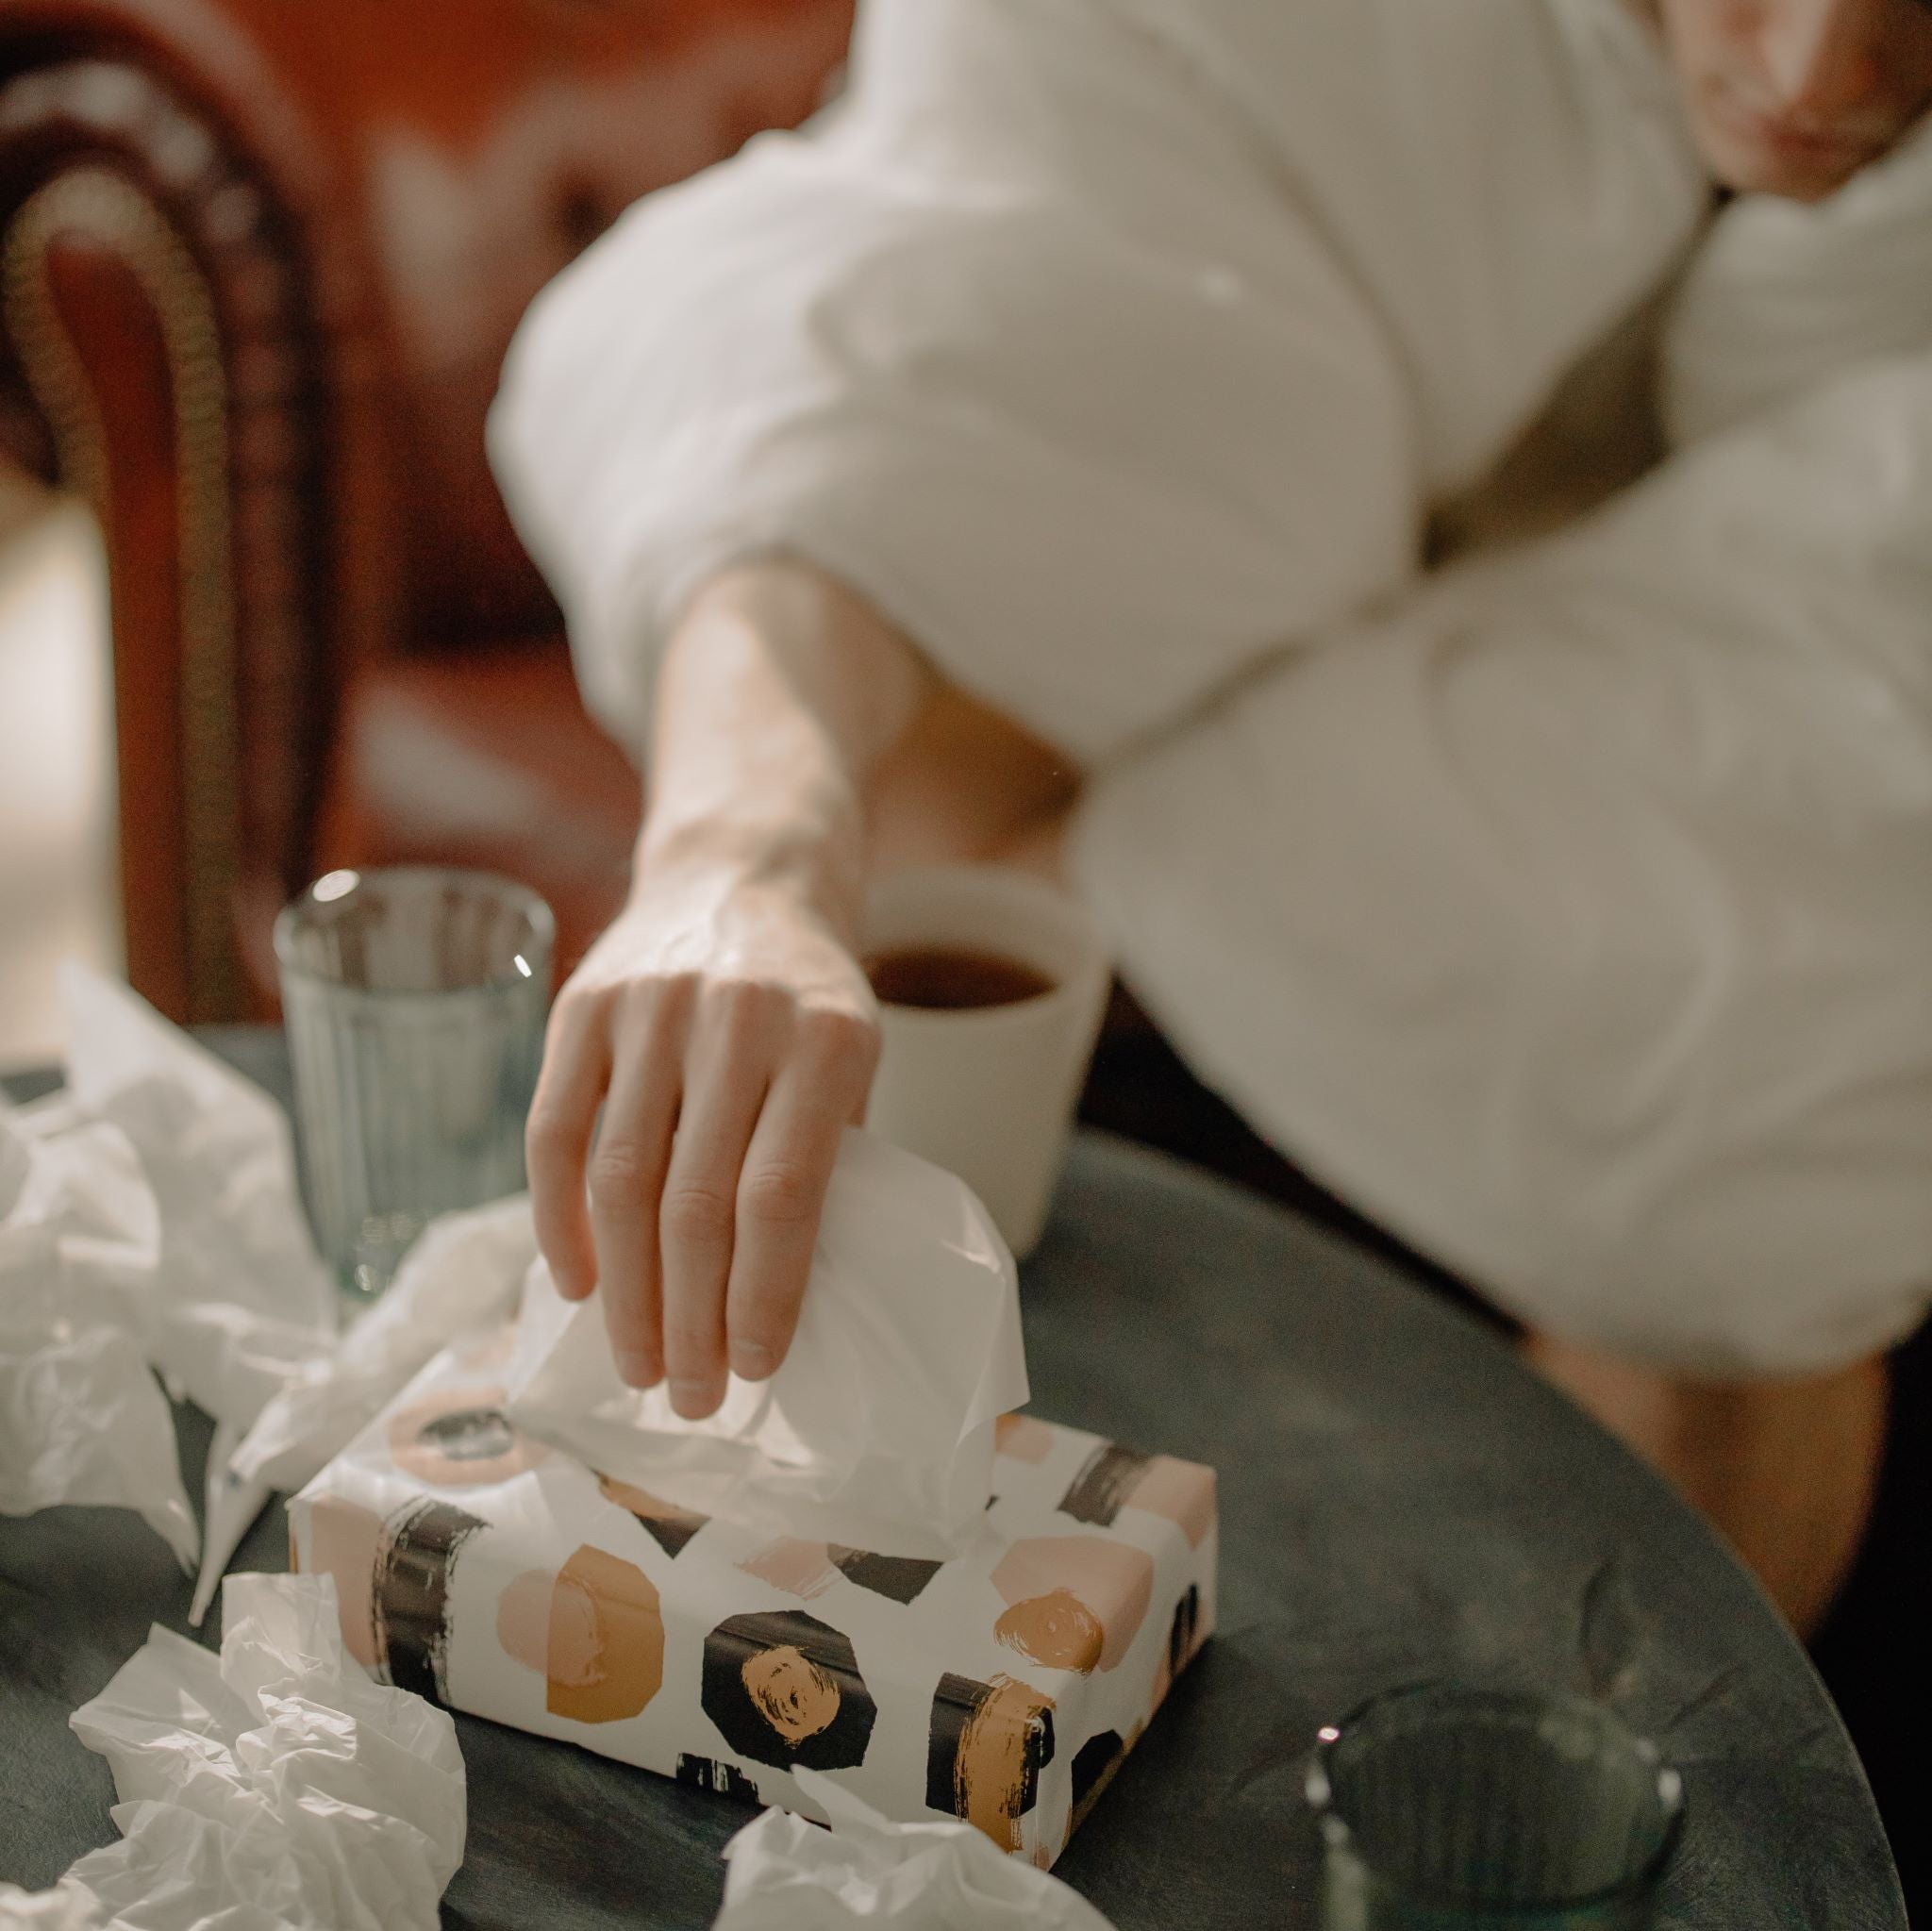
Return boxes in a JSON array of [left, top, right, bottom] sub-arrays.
[[525, 995, 611, 1303], [657, 990, 784, 1419], [543, 963, 878, 1415], [725, 1011, 877, 1383], [585, 990, 687, 1388]]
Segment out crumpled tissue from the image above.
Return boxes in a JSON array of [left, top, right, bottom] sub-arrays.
[[56, 963, 339, 1428], [231, 1192, 537, 1496], [0, 1572, 464, 1931], [716, 1769, 1117, 1930], [0, 1880, 98, 1927], [505, 1127, 1028, 1557], [186, 1194, 538, 1622], [5, 963, 536, 1619], [0, 1096, 194, 1568], [2, 965, 341, 1583], [184, 1181, 541, 1622]]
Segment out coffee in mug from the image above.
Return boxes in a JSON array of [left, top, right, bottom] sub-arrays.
[[863, 945, 1056, 1011], [860, 867, 1110, 1258]]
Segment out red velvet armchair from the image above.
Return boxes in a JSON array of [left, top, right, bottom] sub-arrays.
[[0, 0, 853, 1022]]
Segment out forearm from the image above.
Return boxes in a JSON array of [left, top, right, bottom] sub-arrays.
[[637, 560, 940, 938], [641, 558, 1082, 914]]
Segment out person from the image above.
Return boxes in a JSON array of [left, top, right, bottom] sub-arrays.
[[489, 0, 1932, 1634]]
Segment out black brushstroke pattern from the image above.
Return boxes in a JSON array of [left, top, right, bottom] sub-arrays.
[[1168, 1583, 1202, 1677], [924, 1671, 1054, 1823], [373, 1498, 489, 1705], [1070, 1728, 1125, 1836], [1057, 1442, 1153, 1528], [701, 1608, 876, 1771], [827, 1546, 944, 1605], [632, 1511, 706, 1559], [675, 1754, 762, 1804], [413, 1407, 515, 1461], [595, 1474, 709, 1558]]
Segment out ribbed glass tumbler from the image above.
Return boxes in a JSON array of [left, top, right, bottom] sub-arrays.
[[1307, 1684, 1683, 1930], [275, 867, 553, 1300]]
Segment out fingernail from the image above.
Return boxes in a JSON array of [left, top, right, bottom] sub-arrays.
[[669, 1377, 719, 1416], [731, 1342, 778, 1381], [615, 1349, 659, 1389]]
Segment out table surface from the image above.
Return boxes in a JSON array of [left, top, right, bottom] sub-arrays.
[[1, 1029, 1906, 1928]]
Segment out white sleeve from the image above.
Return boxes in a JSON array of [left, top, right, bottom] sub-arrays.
[[1106, 0, 1708, 489], [1071, 351, 1932, 1377], [487, 0, 1416, 764], [487, 0, 1705, 765], [1664, 115, 1932, 443]]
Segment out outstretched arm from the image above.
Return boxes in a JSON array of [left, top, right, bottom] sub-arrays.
[[488, 0, 1704, 1406], [527, 559, 1071, 1417], [526, 563, 923, 1414]]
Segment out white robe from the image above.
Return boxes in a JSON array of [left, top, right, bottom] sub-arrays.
[[489, 0, 1932, 1375]]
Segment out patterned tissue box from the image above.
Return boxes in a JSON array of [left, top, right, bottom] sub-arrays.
[[289, 1329, 1217, 1864]]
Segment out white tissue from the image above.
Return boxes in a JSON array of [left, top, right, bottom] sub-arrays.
[[0, 1107, 196, 1569], [181, 1195, 538, 1627], [5, 963, 544, 1613], [0, 1881, 98, 1928], [190, 1417, 269, 1629], [230, 1193, 537, 1494], [716, 1770, 1117, 1930], [57, 963, 339, 1431], [0, 1107, 161, 1343], [506, 1129, 1027, 1558], [3, 967, 347, 1573], [49, 1572, 466, 1931]]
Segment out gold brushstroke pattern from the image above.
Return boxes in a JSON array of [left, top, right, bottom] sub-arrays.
[[740, 1644, 841, 1745], [953, 1675, 1055, 1854], [995, 1589, 1106, 1673]]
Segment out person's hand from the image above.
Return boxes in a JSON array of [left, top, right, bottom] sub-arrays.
[[525, 860, 880, 1418]]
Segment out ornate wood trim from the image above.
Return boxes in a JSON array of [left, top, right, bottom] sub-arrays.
[[0, 57, 336, 1022], [5, 163, 241, 1017]]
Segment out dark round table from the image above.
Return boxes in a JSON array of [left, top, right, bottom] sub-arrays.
[[1, 1030, 1905, 1927]]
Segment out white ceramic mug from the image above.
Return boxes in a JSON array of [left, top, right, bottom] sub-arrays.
[[860, 865, 1111, 1258]]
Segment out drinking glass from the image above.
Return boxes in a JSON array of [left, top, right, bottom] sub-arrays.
[[275, 866, 553, 1300], [1306, 1683, 1683, 1929]]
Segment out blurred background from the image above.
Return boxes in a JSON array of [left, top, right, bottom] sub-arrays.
[[0, 474, 114, 1067], [0, 0, 852, 1060]]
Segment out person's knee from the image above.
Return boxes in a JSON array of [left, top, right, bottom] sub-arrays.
[[1524, 1328, 1890, 1633], [1477, 1161, 1931, 1384], [1524, 1329, 1889, 1454]]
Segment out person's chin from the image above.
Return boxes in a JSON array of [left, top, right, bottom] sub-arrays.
[[1698, 122, 1873, 201], [1694, 100, 1883, 201]]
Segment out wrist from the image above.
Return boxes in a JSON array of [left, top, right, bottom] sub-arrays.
[[631, 557, 931, 941], [633, 794, 867, 937]]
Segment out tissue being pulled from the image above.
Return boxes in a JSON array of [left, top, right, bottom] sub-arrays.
[[506, 1129, 1028, 1556], [0, 1572, 465, 1931], [293, 1132, 1216, 1862], [715, 1770, 1118, 1930]]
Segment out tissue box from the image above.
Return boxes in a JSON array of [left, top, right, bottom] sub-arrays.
[[290, 1333, 1216, 1865]]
